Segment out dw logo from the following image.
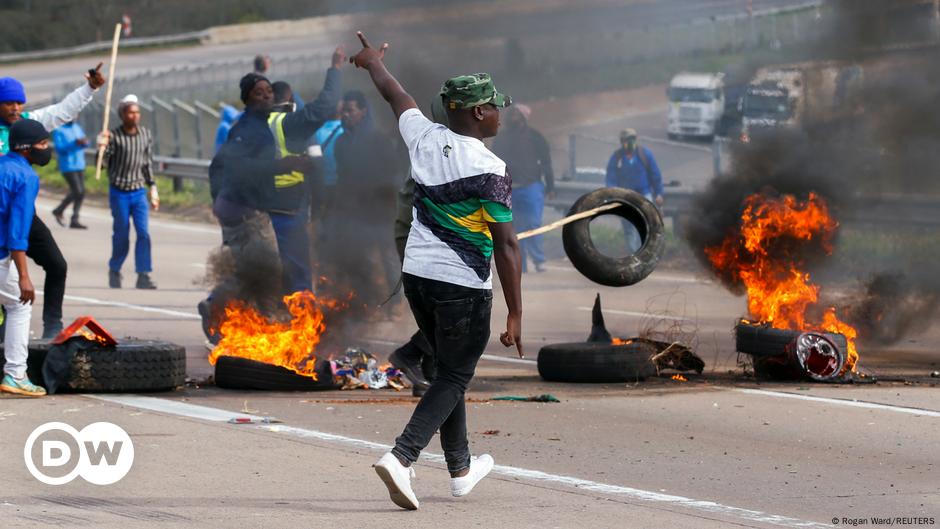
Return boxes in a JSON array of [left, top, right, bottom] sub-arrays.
[[24, 422, 134, 485]]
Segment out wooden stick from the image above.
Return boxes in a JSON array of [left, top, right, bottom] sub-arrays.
[[95, 23, 122, 181], [517, 202, 621, 240]]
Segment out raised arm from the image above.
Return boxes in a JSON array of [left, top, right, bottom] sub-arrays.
[[349, 32, 416, 119], [30, 63, 105, 131], [282, 47, 345, 145]]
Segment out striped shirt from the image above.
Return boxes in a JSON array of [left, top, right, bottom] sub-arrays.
[[399, 108, 513, 289], [104, 126, 154, 191]]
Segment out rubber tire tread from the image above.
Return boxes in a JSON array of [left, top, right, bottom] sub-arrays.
[[562, 187, 665, 287], [4, 340, 186, 392], [214, 355, 338, 391], [537, 342, 657, 383]]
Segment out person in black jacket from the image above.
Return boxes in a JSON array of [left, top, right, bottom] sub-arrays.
[[200, 48, 343, 340]]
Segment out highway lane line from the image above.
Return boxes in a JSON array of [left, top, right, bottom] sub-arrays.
[[575, 306, 688, 321], [89, 394, 828, 529], [735, 388, 940, 418], [539, 265, 713, 284], [46, 291, 202, 320], [363, 339, 538, 366]]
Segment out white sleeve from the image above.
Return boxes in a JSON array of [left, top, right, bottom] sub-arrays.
[[398, 108, 436, 150], [29, 84, 96, 132]]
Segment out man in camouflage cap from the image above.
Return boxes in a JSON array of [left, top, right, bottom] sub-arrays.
[[350, 31, 522, 510]]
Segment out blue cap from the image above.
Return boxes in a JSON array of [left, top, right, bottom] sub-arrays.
[[0, 77, 26, 104]]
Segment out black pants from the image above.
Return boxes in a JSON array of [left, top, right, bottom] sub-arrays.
[[53, 171, 85, 222], [27, 216, 67, 337], [392, 273, 492, 473]]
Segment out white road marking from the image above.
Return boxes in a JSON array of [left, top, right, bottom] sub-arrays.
[[36, 199, 218, 235], [575, 306, 688, 322], [735, 389, 940, 418], [481, 354, 537, 365], [363, 339, 537, 366], [89, 394, 828, 529], [58, 293, 201, 320], [540, 265, 713, 285]]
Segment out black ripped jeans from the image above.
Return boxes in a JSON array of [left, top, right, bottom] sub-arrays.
[[392, 273, 492, 473]]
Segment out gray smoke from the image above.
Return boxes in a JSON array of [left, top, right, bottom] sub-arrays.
[[684, 2, 940, 345]]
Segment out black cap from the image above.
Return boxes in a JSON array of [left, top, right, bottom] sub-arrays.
[[240, 72, 270, 105], [9, 118, 49, 151]]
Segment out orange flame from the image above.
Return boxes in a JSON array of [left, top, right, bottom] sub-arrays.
[[671, 374, 688, 382], [612, 337, 633, 345], [208, 291, 338, 380], [705, 192, 858, 373]]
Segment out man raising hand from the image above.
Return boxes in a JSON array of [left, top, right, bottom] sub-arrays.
[[350, 31, 523, 510]]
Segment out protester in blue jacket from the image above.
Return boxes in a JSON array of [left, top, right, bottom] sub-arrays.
[[605, 128, 664, 251], [0, 119, 47, 397], [51, 121, 89, 229]]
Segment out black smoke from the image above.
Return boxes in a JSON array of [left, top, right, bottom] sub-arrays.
[[683, 2, 940, 346]]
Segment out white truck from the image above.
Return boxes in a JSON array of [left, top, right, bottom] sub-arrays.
[[666, 72, 725, 140], [740, 61, 864, 142]]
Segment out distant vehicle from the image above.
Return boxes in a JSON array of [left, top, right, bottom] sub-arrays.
[[740, 61, 864, 142], [666, 72, 725, 140]]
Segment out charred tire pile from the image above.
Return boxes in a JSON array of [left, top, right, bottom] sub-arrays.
[[3, 340, 186, 392], [562, 188, 665, 287], [214, 356, 338, 391], [538, 341, 657, 383], [734, 321, 848, 380]]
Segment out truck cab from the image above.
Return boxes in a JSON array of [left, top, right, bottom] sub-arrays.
[[740, 68, 803, 142], [666, 72, 725, 140]]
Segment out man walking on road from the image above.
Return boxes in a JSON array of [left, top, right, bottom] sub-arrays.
[[605, 128, 664, 251], [99, 95, 159, 290], [492, 104, 554, 273], [0, 120, 47, 397], [51, 120, 89, 229], [350, 31, 523, 510], [0, 66, 105, 338]]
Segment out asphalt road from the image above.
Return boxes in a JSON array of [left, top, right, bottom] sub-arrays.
[[0, 196, 937, 528]]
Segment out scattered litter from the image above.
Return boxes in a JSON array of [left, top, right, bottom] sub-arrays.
[[481, 430, 500, 436], [547, 437, 561, 441], [492, 394, 560, 403], [228, 417, 282, 424], [331, 348, 406, 391]]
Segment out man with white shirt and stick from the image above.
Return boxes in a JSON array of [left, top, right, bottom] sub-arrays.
[[349, 31, 523, 510]]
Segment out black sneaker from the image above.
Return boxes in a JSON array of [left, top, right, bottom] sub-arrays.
[[52, 209, 66, 227], [69, 221, 88, 230], [136, 273, 157, 290], [109, 270, 122, 289], [389, 349, 430, 389]]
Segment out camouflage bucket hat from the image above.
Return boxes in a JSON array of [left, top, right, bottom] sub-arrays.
[[440, 73, 511, 110]]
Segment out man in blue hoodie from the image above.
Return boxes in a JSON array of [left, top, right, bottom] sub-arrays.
[[0, 119, 47, 397], [214, 105, 241, 154], [605, 128, 664, 251], [51, 121, 89, 229]]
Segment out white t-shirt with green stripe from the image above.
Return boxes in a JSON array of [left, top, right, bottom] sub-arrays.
[[399, 108, 513, 290]]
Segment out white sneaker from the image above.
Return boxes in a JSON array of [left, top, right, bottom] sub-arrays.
[[374, 452, 419, 510], [450, 454, 494, 497]]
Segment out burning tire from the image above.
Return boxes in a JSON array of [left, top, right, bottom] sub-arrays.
[[735, 321, 847, 358], [5, 340, 186, 392], [562, 188, 665, 287], [214, 355, 338, 391], [537, 341, 657, 383]]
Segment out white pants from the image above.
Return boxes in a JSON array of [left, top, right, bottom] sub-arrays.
[[0, 257, 32, 379]]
